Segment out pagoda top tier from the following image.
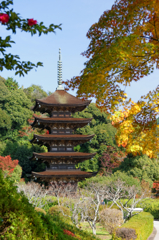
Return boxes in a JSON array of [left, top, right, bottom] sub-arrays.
[[33, 90, 91, 113]]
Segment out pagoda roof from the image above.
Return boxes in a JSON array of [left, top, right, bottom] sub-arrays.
[[31, 116, 92, 128], [31, 134, 94, 145], [32, 169, 97, 179], [33, 90, 91, 111], [30, 152, 96, 161]]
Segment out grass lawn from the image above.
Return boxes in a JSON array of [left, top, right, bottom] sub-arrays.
[[81, 222, 112, 240]]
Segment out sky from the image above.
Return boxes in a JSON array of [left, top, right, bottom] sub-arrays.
[[1, 0, 159, 104]]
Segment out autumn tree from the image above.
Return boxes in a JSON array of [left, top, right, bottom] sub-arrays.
[[0, 155, 22, 182], [99, 145, 126, 175], [65, 0, 159, 158], [0, 0, 61, 76]]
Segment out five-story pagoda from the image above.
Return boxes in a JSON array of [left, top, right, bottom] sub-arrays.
[[30, 49, 96, 188]]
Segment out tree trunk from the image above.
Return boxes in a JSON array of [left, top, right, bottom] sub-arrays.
[[92, 226, 96, 235]]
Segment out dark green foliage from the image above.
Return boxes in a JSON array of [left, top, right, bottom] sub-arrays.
[[73, 103, 124, 172], [0, 78, 47, 178], [0, 171, 98, 239], [114, 154, 159, 186], [0, 108, 12, 136], [0, 139, 46, 177], [115, 212, 153, 240]]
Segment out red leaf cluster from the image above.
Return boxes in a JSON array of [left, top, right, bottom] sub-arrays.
[[63, 229, 81, 239], [153, 181, 159, 189], [63, 229, 75, 237], [0, 155, 19, 174]]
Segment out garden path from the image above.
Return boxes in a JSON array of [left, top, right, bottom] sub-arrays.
[[154, 221, 159, 240]]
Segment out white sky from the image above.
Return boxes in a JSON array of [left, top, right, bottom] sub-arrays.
[[1, 0, 158, 103]]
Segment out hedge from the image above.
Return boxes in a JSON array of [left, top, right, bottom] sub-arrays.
[[115, 212, 153, 240], [136, 198, 159, 219]]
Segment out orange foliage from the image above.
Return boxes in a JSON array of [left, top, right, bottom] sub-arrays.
[[0, 155, 19, 175], [64, 0, 159, 158]]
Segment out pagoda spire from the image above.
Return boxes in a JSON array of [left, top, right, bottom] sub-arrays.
[[56, 48, 64, 90]]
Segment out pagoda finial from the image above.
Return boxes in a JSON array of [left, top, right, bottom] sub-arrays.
[[56, 48, 64, 90]]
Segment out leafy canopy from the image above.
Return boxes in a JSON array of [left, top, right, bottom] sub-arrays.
[[114, 154, 159, 186], [65, 0, 159, 158]]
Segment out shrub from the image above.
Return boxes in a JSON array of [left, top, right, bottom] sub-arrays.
[[99, 208, 123, 234], [8, 164, 22, 183], [43, 196, 58, 212], [136, 198, 159, 219], [116, 212, 153, 240], [0, 170, 52, 239], [48, 205, 71, 223], [116, 228, 137, 240], [35, 207, 46, 215]]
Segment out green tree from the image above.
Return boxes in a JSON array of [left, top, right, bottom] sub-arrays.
[[4, 77, 19, 91], [0, 108, 12, 136], [73, 103, 125, 172], [0, 80, 32, 138], [23, 84, 49, 105], [79, 171, 141, 189], [114, 154, 159, 186]]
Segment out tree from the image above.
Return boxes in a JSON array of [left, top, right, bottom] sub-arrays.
[[0, 78, 49, 178], [23, 84, 49, 105], [17, 181, 51, 208], [0, 155, 22, 182], [65, 0, 159, 158], [4, 77, 19, 91], [0, 0, 61, 76], [73, 103, 125, 172], [0, 155, 18, 175], [99, 145, 126, 175], [0, 79, 32, 138], [0, 140, 47, 178], [114, 154, 159, 186]]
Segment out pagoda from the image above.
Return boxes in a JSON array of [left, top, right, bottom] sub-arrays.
[[30, 49, 96, 189]]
